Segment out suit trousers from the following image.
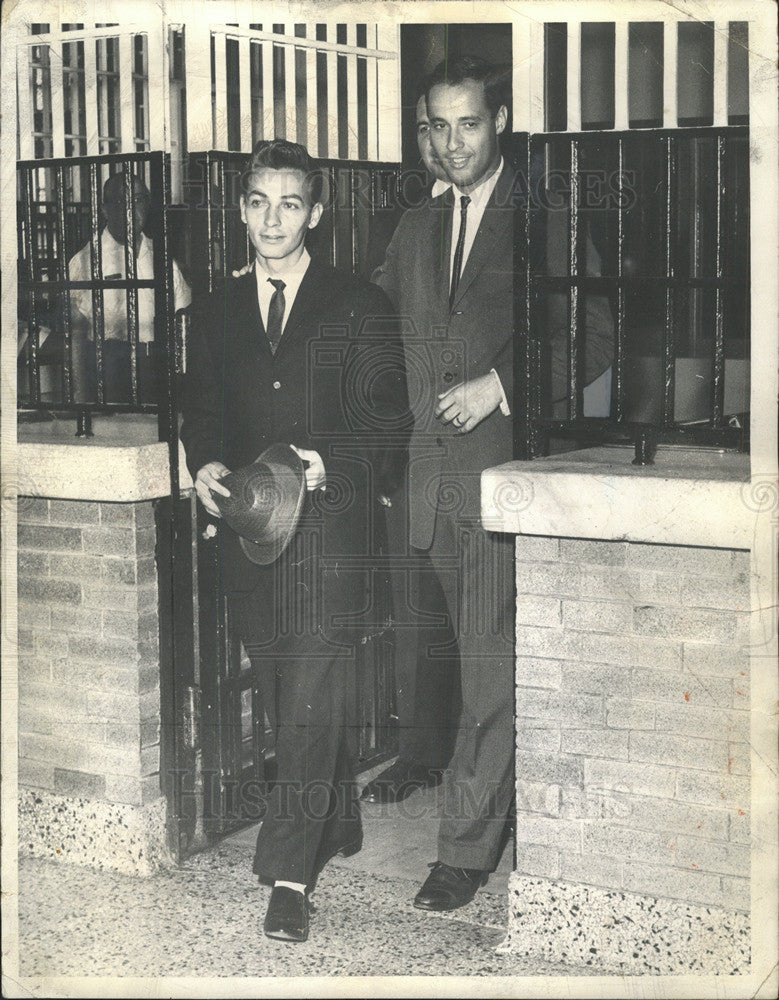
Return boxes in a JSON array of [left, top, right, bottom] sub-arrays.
[[424, 501, 516, 871], [247, 637, 361, 885], [230, 548, 362, 886], [385, 491, 461, 769]]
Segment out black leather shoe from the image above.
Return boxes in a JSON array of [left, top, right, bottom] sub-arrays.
[[413, 861, 488, 911], [360, 758, 442, 803], [263, 886, 309, 942]]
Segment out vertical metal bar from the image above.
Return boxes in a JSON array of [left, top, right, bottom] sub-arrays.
[[261, 39, 274, 141], [614, 135, 626, 422], [55, 164, 74, 403], [283, 31, 297, 141], [150, 152, 179, 495], [513, 20, 532, 133], [118, 33, 133, 150], [88, 160, 106, 405], [614, 21, 629, 130], [147, 23, 167, 152], [184, 21, 212, 149], [661, 135, 677, 425], [713, 23, 728, 127], [711, 133, 726, 427], [305, 45, 318, 155], [566, 22, 581, 133], [345, 25, 359, 160], [17, 43, 34, 160], [21, 168, 41, 404], [83, 35, 98, 154], [218, 154, 228, 278], [50, 41, 65, 159], [365, 45, 378, 162], [329, 165, 338, 267], [326, 45, 339, 158], [213, 32, 228, 148], [349, 166, 358, 273], [514, 133, 533, 461], [123, 163, 140, 407], [567, 138, 580, 421], [238, 34, 252, 152], [663, 21, 678, 129], [203, 152, 213, 292]]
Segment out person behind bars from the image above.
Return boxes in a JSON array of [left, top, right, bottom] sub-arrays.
[[180, 139, 409, 943], [68, 172, 191, 403]]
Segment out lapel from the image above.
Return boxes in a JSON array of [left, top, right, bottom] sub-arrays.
[[277, 258, 332, 349], [449, 162, 514, 312], [430, 187, 454, 314], [234, 268, 272, 364]]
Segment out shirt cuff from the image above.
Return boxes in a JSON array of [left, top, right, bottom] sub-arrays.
[[490, 368, 511, 416]]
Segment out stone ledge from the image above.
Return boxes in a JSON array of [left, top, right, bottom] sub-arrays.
[[482, 446, 750, 549], [18, 787, 174, 877], [501, 872, 750, 974], [17, 414, 193, 501]]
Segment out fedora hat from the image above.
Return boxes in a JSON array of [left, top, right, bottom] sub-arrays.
[[213, 443, 306, 565]]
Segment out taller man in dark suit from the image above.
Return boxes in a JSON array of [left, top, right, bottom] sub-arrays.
[[180, 140, 409, 941], [361, 90, 462, 805], [373, 56, 518, 910]]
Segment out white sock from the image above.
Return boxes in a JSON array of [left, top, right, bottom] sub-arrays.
[[274, 880, 306, 894]]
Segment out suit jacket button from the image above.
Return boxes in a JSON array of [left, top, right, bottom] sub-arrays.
[[436, 436, 443, 446], [273, 380, 281, 389], [443, 372, 454, 383]]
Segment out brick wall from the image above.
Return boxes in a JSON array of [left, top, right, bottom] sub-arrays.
[[513, 535, 750, 913], [17, 498, 161, 808]]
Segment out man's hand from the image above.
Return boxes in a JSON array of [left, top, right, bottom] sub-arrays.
[[232, 263, 253, 278], [435, 371, 502, 433], [195, 461, 231, 516], [290, 445, 326, 491]]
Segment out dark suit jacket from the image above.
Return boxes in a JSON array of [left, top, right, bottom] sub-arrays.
[[180, 259, 410, 604], [372, 163, 516, 549]]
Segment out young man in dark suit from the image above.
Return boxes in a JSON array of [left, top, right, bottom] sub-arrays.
[[180, 139, 409, 942], [373, 55, 519, 912]]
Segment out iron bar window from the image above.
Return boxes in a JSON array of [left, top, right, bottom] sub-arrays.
[[523, 126, 749, 454], [17, 152, 178, 434]]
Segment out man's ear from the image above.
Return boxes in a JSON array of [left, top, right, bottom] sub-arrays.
[[494, 105, 508, 136], [239, 195, 247, 224], [308, 202, 324, 230]]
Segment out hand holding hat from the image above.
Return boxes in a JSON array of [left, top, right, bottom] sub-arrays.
[[208, 444, 307, 565], [289, 445, 326, 491], [195, 461, 231, 517]]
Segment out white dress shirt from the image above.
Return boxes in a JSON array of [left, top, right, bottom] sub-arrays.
[[445, 159, 510, 416], [448, 157, 504, 286], [69, 229, 191, 342], [254, 248, 311, 335]]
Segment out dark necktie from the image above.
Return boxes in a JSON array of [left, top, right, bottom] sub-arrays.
[[449, 195, 471, 306], [266, 278, 286, 354]]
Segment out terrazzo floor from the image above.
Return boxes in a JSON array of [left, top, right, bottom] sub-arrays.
[[13, 766, 598, 982]]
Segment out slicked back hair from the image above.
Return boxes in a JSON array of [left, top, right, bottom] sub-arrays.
[[240, 139, 324, 206], [425, 55, 509, 120]]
